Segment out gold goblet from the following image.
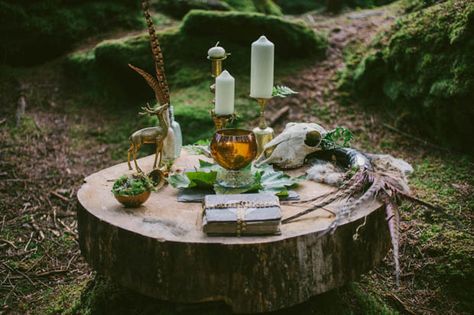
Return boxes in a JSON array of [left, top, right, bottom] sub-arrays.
[[210, 129, 258, 188]]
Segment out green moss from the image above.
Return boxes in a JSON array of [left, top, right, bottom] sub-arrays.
[[274, 0, 323, 14], [251, 0, 283, 16], [340, 0, 474, 153], [155, 0, 232, 18], [180, 10, 326, 58], [275, 0, 396, 14], [155, 0, 282, 18], [222, 0, 256, 12], [0, 0, 144, 66]]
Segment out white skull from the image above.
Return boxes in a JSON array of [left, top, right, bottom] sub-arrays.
[[256, 122, 327, 169]]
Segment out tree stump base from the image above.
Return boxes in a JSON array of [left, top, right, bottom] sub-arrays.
[[77, 151, 390, 313]]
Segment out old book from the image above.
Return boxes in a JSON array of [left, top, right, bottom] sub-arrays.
[[202, 193, 282, 236]]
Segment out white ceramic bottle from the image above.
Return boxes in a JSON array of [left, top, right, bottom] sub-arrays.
[[162, 107, 176, 162], [169, 105, 182, 158]]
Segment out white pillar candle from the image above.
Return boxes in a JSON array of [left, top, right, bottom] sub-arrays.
[[250, 35, 274, 99], [215, 70, 235, 115]]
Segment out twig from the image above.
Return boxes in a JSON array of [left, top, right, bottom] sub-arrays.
[[400, 192, 466, 230], [2, 262, 35, 286], [382, 123, 454, 153], [24, 232, 34, 251], [50, 190, 70, 202], [0, 239, 17, 249], [33, 269, 68, 278], [386, 293, 417, 315]]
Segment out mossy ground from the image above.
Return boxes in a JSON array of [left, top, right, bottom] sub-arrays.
[[1, 2, 473, 314]]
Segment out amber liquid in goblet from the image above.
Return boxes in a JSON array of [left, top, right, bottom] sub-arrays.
[[210, 129, 258, 170]]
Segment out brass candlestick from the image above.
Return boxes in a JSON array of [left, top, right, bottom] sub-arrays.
[[208, 54, 228, 93], [253, 98, 274, 156], [211, 110, 235, 130]]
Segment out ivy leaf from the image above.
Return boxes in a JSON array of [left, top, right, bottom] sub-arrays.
[[272, 85, 298, 98], [321, 126, 353, 150]]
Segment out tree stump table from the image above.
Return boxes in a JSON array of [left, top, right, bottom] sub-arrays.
[[77, 151, 390, 313]]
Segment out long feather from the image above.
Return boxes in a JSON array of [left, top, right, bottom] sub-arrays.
[[282, 171, 368, 224], [141, 0, 169, 104], [385, 199, 400, 286], [128, 64, 166, 105]]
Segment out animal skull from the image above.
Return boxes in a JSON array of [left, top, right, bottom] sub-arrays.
[[256, 122, 327, 169]]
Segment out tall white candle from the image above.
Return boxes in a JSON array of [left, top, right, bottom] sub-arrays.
[[215, 70, 235, 115], [250, 35, 274, 99]]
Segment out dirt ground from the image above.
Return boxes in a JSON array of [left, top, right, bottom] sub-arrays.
[[1, 5, 473, 315]]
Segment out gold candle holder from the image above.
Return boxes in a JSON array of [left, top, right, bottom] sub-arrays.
[[211, 110, 235, 130], [208, 54, 228, 93], [253, 98, 274, 156]]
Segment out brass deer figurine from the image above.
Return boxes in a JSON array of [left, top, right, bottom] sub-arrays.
[[127, 0, 172, 173], [127, 104, 169, 172]]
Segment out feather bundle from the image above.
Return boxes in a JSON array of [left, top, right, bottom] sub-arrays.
[[283, 148, 445, 285]]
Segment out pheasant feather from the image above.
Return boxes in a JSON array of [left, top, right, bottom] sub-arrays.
[[141, 0, 169, 104], [384, 198, 400, 286], [128, 64, 166, 105]]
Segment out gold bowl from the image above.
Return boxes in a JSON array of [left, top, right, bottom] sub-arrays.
[[114, 191, 151, 208]]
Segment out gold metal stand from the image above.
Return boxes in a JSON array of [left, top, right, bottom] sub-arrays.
[[211, 110, 235, 130], [253, 98, 274, 156], [208, 54, 227, 93]]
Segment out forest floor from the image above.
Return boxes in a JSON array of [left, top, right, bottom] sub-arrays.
[[1, 3, 473, 315]]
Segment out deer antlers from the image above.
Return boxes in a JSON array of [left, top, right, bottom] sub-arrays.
[[139, 103, 168, 116]]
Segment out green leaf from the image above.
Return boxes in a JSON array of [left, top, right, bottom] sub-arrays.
[[257, 164, 300, 193], [168, 161, 300, 197], [198, 159, 220, 171], [321, 126, 353, 150], [186, 171, 217, 189], [167, 173, 192, 189]]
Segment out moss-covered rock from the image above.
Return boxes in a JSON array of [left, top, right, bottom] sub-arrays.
[[155, 0, 282, 18], [275, 0, 396, 14], [180, 10, 324, 58], [0, 0, 144, 66], [340, 0, 474, 153], [154, 0, 232, 19], [251, 0, 283, 16]]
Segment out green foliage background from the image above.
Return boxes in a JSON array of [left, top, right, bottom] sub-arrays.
[[0, 0, 144, 66]]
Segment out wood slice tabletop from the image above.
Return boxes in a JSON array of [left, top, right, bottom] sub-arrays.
[[77, 150, 390, 313]]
